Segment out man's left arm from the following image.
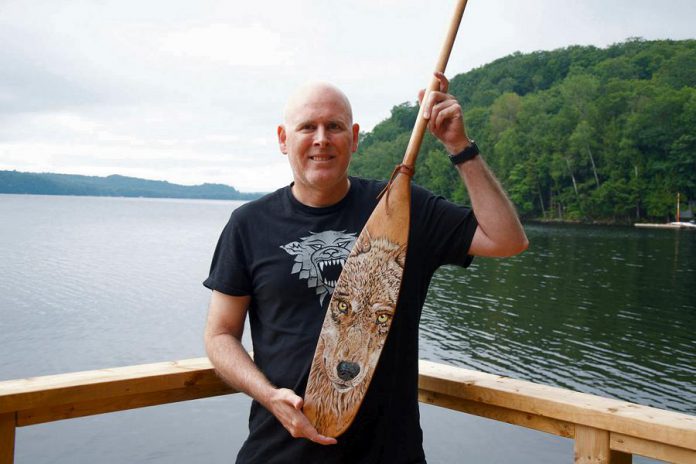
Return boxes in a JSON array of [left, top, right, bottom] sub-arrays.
[[420, 72, 529, 257], [454, 154, 528, 257]]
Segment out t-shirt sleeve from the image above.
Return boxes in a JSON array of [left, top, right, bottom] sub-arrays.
[[203, 213, 252, 296], [412, 185, 478, 270]]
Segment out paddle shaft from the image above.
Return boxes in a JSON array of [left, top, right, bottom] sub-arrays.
[[401, 0, 469, 168]]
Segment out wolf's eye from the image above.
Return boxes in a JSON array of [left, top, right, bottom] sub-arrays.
[[337, 301, 349, 314], [376, 313, 390, 324]]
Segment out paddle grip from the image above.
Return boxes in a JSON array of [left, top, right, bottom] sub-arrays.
[[401, 0, 469, 168]]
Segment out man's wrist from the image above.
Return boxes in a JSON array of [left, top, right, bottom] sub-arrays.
[[445, 137, 473, 155], [448, 139, 479, 165]]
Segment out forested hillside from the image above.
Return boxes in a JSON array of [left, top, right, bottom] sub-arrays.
[[350, 39, 696, 223], [0, 171, 262, 200]]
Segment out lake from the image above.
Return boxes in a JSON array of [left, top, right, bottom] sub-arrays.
[[1, 194, 694, 463]]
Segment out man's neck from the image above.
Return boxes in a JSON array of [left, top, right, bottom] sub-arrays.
[[291, 178, 351, 208]]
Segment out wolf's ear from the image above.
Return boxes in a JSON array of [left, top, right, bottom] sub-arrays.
[[281, 241, 302, 255], [354, 231, 372, 255]]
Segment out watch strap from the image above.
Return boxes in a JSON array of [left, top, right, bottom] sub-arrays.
[[448, 140, 479, 165]]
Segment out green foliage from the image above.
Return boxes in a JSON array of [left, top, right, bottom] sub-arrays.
[[350, 38, 696, 223]]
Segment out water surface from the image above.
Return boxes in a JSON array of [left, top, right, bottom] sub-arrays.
[[1, 195, 693, 463]]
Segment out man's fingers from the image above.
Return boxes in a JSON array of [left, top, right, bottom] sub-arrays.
[[419, 72, 468, 149], [427, 98, 457, 130], [291, 410, 337, 445], [423, 90, 447, 119], [310, 432, 338, 446], [304, 425, 338, 445], [433, 101, 462, 130], [434, 71, 449, 93], [271, 389, 337, 446], [421, 73, 451, 118], [291, 395, 303, 410]]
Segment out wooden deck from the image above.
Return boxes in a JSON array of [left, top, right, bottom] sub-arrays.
[[1, 358, 695, 463]]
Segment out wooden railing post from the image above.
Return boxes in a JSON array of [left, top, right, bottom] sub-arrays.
[[0, 413, 16, 464], [575, 425, 610, 464]]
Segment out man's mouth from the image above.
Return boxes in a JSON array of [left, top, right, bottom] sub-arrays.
[[310, 155, 334, 161]]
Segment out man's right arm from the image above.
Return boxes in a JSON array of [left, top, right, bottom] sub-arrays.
[[203, 290, 337, 445]]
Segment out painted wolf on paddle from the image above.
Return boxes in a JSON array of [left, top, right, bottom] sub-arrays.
[[304, 231, 405, 435]]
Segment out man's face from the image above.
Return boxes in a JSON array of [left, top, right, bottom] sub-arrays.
[[278, 86, 359, 197]]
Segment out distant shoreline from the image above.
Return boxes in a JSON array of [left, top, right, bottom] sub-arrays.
[[0, 192, 252, 202], [0, 170, 266, 201]]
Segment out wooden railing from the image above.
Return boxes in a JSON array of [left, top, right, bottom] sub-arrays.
[[1, 358, 695, 463]]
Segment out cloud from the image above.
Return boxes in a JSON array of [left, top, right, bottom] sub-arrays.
[[157, 23, 295, 67], [0, 0, 694, 192]]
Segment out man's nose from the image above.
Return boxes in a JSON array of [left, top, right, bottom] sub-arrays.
[[313, 125, 329, 146]]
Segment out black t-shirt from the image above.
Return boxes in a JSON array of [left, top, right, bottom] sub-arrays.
[[204, 176, 477, 464]]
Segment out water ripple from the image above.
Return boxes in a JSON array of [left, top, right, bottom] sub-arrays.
[[421, 224, 696, 415]]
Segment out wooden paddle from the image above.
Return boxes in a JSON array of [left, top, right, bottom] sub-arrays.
[[303, 0, 471, 438]]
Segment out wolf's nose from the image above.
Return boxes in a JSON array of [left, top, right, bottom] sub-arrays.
[[337, 361, 360, 381]]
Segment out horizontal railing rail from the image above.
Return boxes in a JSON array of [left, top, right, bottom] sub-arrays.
[[1, 358, 694, 464]]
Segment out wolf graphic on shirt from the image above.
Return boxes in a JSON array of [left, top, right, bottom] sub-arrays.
[[281, 230, 357, 305]]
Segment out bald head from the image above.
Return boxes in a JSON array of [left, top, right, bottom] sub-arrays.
[[283, 82, 354, 126]]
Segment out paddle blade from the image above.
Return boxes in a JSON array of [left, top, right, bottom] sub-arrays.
[[303, 174, 411, 437]]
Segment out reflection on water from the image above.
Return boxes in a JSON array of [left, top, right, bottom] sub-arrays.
[[421, 224, 696, 415]]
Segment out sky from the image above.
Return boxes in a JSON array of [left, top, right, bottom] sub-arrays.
[[1, 0, 695, 192]]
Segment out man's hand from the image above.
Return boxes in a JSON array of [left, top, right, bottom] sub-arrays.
[[266, 388, 338, 446], [418, 72, 471, 154]]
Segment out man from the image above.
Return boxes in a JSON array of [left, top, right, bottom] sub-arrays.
[[204, 73, 528, 463]]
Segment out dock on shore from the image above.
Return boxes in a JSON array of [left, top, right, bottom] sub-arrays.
[[635, 222, 696, 230]]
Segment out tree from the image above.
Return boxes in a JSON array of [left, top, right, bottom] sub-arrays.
[[350, 39, 696, 223]]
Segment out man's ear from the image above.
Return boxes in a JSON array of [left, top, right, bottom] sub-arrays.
[[351, 123, 360, 153], [277, 125, 288, 154]]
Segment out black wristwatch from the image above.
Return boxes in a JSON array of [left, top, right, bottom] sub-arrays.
[[448, 140, 480, 165]]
